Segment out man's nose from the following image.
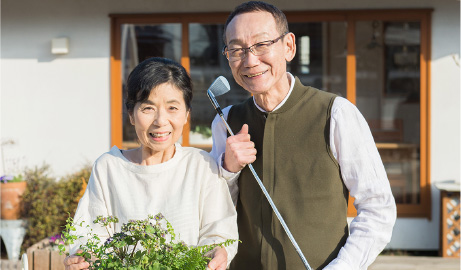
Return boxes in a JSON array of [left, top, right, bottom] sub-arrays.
[[243, 49, 260, 67]]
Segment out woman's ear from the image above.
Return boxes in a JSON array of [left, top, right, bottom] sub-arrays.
[[184, 110, 190, 125], [284, 32, 296, 62], [129, 113, 135, 125]]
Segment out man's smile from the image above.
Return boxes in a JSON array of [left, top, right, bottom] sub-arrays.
[[245, 70, 267, 78]]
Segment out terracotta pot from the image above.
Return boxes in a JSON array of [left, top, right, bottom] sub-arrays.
[[1, 181, 27, 219]]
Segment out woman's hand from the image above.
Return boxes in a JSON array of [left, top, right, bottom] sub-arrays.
[[63, 250, 90, 270], [207, 247, 228, 270]]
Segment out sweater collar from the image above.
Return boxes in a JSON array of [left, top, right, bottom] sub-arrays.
[[111, 143, 183, 173]]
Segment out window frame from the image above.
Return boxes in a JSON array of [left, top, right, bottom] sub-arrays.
[[109, 9, 432, 218]]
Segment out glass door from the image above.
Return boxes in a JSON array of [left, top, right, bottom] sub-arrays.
[[288, 21, 347, 96], [355, 20, 421, 205], [188, 23, 250, 151], [120, 23, 182, 148]]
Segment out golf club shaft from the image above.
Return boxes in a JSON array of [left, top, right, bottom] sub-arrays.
[[216, 112, 312, 270]]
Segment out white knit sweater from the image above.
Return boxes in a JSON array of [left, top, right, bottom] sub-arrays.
[[70, 143, 238, 264]]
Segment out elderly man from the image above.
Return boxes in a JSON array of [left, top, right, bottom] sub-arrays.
[[210, 1, 396, 269]]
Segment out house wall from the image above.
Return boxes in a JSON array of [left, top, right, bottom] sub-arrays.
[[1, 0, 459, 251]]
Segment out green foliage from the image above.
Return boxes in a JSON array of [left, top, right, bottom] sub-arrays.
[[193, 125, 212, 139], [20, 164, 91, 251], [60, 214, 237, 270], [0, 174, 24, 183], [13, 175, 24, 182]]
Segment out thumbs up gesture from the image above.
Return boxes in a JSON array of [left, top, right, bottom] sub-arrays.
[[223, 124, 257, 173]]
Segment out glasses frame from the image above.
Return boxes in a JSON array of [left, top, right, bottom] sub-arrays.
[[222, 32, 289, 61]]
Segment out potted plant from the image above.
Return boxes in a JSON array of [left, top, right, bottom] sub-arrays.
[[60, 214, 237, 270], [1, 174, 27, 219]]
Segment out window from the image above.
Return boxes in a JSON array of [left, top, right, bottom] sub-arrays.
[[110, 9, 431, 218], [188, 23, 250, 151], [287, 21, 347, 97], [120, 23, 182, 149], [355, 21, 422, 206]]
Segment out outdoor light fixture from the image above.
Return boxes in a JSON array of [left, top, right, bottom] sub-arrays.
[[51, 38, 69, 54]]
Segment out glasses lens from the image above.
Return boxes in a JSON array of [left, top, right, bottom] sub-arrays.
[[229, 49, 245, 61], [226, 33, 287, 61], [251, 43, 271, 56]]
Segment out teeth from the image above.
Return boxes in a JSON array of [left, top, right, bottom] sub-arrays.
[[246, 71, 265, 78], [151, 132, 170, 138]]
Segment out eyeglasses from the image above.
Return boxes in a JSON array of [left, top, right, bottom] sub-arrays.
[[222, 32, 289, 62]]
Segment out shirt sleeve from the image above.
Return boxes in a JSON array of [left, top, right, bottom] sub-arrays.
[[197, 155, 239, 266], [210, 105, 241, 206], [69, 163, 111, 255], [324, 97, 397, 270]]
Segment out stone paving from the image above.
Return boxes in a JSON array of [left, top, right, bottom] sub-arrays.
[[369, 255, 460, 270], [2, 255, 460, 269]]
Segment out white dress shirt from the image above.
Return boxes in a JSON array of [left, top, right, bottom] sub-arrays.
[[209, 73, 396, 270]]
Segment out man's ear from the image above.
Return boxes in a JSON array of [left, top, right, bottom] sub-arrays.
[[284, 32, 296, 62]]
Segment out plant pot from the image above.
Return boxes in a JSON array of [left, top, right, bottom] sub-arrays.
[[26, 238, 66, 270], [1, 181, 27, 219]]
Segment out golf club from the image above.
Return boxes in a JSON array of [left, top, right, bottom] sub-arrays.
[[206, 76, 312, 270]]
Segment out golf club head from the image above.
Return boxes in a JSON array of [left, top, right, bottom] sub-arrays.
[[208, 76, 230, 97], [207, 76, 231, 116]]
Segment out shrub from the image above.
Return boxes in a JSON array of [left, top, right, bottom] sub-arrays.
[[20, 164, 91, 251]]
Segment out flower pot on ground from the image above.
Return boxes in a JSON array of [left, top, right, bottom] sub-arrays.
[[1, 175, 27, 220], [26, 237, 66, 270]]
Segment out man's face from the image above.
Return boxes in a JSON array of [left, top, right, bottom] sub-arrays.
[[225, 11, 295, 96]]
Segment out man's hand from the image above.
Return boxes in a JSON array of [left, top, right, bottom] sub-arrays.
[[207, 247, 228, 270], [223, 124, 257, 173], [63, 250, 90, 270]]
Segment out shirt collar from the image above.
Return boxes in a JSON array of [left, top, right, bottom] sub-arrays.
[[253, 72, 295, 113]]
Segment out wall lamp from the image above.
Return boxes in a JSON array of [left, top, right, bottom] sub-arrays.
[[51, 38, 69, 55]]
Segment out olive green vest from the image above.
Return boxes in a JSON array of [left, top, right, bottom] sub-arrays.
[[228, 77, 349, 270]]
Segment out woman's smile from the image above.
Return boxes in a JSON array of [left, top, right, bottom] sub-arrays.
[[149, 131, 172, 141]]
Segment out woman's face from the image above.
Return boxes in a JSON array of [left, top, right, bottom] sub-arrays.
[[130, 83, 189, 157]]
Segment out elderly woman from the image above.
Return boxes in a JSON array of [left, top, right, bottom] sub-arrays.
[[63, 57, 237, 270]]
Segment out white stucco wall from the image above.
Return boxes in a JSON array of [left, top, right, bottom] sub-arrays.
[[1, 0, 459, 250]]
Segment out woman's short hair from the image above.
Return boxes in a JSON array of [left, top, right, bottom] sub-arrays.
[[223, 1, 289, 44], [125, 57, 193, 114]]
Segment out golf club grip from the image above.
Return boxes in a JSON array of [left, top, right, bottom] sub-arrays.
[[218, 114, 312, 270]]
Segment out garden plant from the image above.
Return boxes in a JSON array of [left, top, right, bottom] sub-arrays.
[[60, 213, 236, 270]]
